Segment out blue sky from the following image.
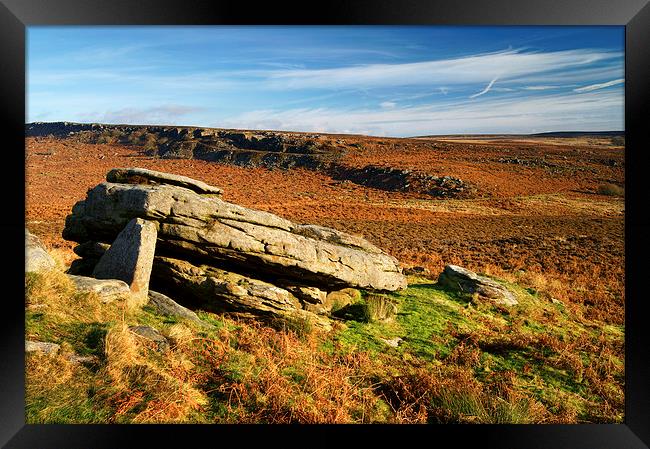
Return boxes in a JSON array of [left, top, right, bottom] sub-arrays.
[[27, 26, 624, 136]]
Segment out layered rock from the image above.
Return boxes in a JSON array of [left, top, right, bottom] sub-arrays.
[[437, 265, 518, 306], [63, 170, 406, 292], [151, 256, 332, 331], [63, 167, 406, 328]]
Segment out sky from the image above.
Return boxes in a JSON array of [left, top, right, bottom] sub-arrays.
[[27, 26, 624, 137]]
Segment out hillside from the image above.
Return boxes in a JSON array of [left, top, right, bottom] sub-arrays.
[[25, 123, 625, 423]]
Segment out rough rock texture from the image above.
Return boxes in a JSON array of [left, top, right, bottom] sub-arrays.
[[107, 167, 222, 195], [67, 274, 131, 303], [151, 256, 331, 331], [147, 290, 213, 328], [92, 218, 157, 303], [129, 325, 170, 352], [437, 265, 518, 306], [26, 229, 56, 273], [63, 169, 406, 292], [25, 340, 60, 355]]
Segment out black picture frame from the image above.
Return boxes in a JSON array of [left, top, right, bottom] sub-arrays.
[[3, 1, 649, 447]]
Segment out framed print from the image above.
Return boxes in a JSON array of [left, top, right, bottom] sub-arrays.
[[2, 0, 649, 447]]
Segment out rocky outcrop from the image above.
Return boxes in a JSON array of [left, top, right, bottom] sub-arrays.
[[92, 218, 157, 304], [437, 265, 518, 306], [26, 122, 475, 198], [63, 170, 406, 292], [329, 165, 472, 198], [63, 167, 406, 329], [26, 229, 56, 273]]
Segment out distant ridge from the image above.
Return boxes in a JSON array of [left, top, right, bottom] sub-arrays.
[[412, 131, 624, 138], [528, 131, 624, 137]]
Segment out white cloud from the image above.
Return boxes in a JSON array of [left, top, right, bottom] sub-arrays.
[[380, 101, 396, 108], [573, 78, 624, 92], [220, 89, 623, 137], [265, 49, 622, 90], [522, 85, 561, 90]]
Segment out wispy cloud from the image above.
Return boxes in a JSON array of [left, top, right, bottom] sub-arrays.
[[573, 78, 624, 92], [380, 101, 396, 108], [220, 89, 623, 136], [522, 85, 562, 90], [265, 49, 622, 90], [470, 76, 499, 98]]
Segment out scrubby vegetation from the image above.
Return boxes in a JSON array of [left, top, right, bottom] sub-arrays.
[[26, 269, 624, 424]]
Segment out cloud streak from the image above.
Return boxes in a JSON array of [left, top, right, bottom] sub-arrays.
[[573, 78, 624, 92], [220, 89, 624, 137], [470, 76, 499, 98], [265, 49, 622, 90]]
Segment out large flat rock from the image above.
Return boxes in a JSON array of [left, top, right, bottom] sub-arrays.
[[63, 173, 406, 292], [106, 167, 222, 195]]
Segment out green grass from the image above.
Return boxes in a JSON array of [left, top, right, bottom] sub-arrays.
[[330, 275, 624, 423], [25, 268, 624, 424]]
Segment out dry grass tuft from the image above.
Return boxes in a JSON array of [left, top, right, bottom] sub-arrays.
[[99, 322, 208, 423]]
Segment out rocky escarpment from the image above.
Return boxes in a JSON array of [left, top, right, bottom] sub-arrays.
[[26, 122, 474, 198], [26, 122, 344, 170], [63, 167, 407, 329]]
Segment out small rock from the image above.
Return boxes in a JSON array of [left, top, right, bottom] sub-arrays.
[[147, 290, 213, 328], [380, 337, 402, 348], [67, 354, 99, 364], [128, 325, 170, 352], [25, 340, 60, 355], [106, 167, 222, 195], [303, 303, 331, 316], [437, 265, 518, 307], [67, 274, 131, 303], [25, 229, 56, 273]]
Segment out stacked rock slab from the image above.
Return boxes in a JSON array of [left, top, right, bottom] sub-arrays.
[[63, 167, 407, 328]]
